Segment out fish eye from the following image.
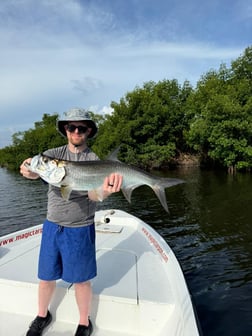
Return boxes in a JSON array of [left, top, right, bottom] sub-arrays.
[[43, 157, 49, 163]]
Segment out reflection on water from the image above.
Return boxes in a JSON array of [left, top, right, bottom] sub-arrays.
[[0, 167, 252, 335], [0, 168, 48, 235]]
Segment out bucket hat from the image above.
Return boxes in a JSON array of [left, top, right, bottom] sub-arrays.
[[57, 108, 98, 138]]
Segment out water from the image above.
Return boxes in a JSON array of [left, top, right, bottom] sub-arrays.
[[0, 167, 251, 335]]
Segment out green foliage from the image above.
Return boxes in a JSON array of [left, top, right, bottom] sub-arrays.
[[1, 46, 252, 172], [93, 79, 193, 167], [186, 46, 252, 170], [0, 114, 65, 170]]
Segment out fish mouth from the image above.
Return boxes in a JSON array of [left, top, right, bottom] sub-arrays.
[[30, 155, 40, 168], [30, 155, 47, 172]]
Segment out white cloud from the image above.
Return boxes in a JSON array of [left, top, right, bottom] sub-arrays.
[[0, 0, 250, 149], [99, 106, 114, 115], [71, 77, 104, 95]]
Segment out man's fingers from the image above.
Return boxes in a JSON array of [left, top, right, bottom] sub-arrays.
[[105, 173, 123, 192]]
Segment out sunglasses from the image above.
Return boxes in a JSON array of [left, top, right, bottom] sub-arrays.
[[65, 124, 89, 134]]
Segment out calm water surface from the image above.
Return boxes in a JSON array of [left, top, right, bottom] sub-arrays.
[[0, 167, 251, 335]]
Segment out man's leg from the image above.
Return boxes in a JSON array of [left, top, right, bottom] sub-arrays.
[[26, 280, 55, 335], [38, 280, 56, 317], [75, 281, 92, 326]]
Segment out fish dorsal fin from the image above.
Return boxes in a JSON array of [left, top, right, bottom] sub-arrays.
[[106, 146, 121, 162]]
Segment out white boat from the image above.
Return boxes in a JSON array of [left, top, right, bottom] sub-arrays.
[[0, 209, 201, 335]]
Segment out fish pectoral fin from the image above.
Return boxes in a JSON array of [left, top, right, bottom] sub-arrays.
[[60, 186, 72, 200]]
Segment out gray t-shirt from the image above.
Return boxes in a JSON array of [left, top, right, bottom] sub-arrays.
[[43, 145, 99, 227]]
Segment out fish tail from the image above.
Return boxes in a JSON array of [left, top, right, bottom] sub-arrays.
[[152, 178, 184, 213]]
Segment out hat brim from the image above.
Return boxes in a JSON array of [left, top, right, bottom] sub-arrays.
[[57, 120, 98, 138]]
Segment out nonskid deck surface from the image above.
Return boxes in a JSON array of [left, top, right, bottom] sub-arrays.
[[0, 282, 172, 336], [0, 210, 175, 335], [0, 311, 147, 336]]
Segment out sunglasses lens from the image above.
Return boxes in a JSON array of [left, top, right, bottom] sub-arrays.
[[67, 125, 88, 133]]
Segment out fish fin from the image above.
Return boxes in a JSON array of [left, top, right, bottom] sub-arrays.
[[121, 187, 133, 203], [106, 146, 121, 162], [152, 185, 169, 213], [152, 178, 184, 213], [60, 186, 72, 200], [121, 183, 143, 204]]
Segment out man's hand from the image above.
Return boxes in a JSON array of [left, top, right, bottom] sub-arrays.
[[20, 158, 40, 180], [103, 172, 123, 194], [88, 173, 123, 201]]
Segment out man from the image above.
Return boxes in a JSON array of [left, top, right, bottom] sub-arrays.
[[20, 108, 123, 336]]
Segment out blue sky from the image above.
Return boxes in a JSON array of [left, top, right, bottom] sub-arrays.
[[0, 0, 251, 148]]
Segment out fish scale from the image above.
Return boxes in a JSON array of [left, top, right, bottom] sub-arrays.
[[26, 154, 184, 212]]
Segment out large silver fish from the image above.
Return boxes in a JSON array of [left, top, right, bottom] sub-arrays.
[[26, 153, 183, 212]]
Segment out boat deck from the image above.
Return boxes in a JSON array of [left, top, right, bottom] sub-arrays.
[[0, 210, 179, 336]]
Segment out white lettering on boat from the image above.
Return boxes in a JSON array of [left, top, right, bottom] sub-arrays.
[[0, 228, 42, 247], [141, 227, 168, 262]]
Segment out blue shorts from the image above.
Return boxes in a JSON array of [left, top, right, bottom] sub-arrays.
[[38, 220, 97, 283]]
